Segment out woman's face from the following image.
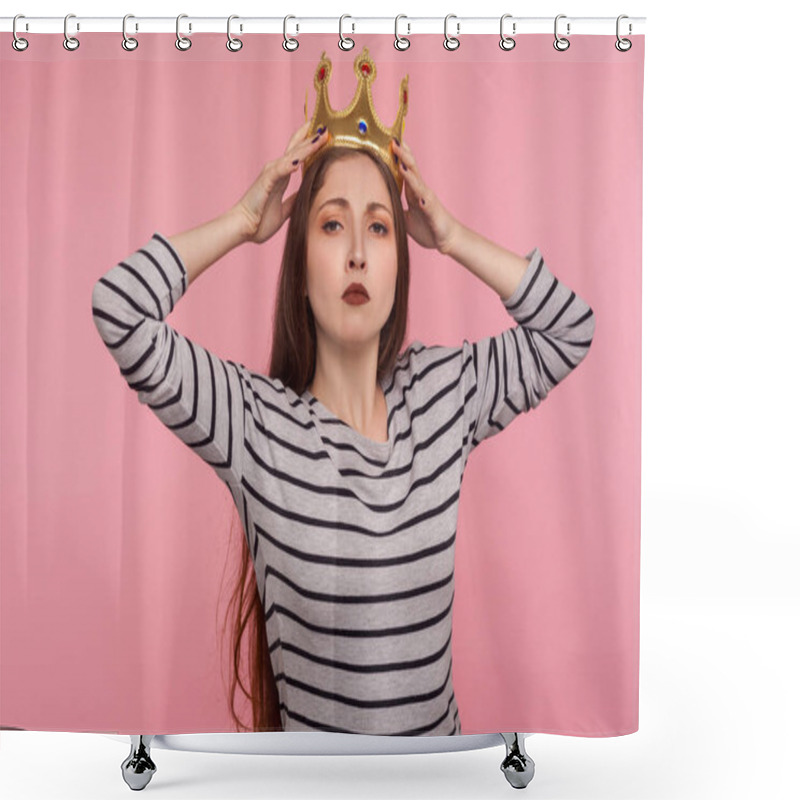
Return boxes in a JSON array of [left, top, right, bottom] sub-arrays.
[[306, 153, 398, 353]]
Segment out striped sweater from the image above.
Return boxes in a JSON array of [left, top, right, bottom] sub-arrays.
[[91, 232, 595, 736]]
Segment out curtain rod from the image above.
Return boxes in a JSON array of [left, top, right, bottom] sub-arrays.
[[1, 15, 646, 37]]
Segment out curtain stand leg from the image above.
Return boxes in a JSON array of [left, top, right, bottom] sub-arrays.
[[121, 734, 156, 790], [499, 732, 535, 789]]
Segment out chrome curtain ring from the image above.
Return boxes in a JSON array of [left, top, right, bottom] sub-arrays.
[[394, 14, 410, 51], [553, 14, 570, 51], [339, 14, 354, 51], [122, 14, 138, 51], [499, 14, 516, 51], [12, 14, 29, 52], [616, 15, 633, 52], [227, 15, 243, 52], [283, 15, 299, 51], [444, 14, 460, 51], [63, 13, 80, 51], [176, 14, 191, 51]]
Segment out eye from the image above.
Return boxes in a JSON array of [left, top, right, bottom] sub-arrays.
[[322, 220, 389, 235]]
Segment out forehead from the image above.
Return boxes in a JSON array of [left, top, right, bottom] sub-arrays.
[[313, 155, 391, 211]]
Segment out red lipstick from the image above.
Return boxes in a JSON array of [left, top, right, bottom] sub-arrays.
[[342, 282, 370, 304]]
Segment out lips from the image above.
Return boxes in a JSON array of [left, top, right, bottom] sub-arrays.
[[343, 282, 369, 300]]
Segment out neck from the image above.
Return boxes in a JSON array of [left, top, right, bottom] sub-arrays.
[[309, 336, 384, 438]]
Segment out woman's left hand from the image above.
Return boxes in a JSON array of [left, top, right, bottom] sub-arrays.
[[391, 138, 460, 255]]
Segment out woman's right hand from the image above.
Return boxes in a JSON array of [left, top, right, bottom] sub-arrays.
[[233, 120, 329, 245]]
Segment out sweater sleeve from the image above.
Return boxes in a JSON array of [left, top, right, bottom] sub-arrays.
[[91, 232, 245, 488], [461, 246, 595, 460]]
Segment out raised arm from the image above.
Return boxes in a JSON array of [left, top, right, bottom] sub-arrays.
[[90, 212, 251, 488], [459, 243, 596, 459]]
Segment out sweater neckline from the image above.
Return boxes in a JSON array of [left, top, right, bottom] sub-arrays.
[[302, 374, 394, 458]]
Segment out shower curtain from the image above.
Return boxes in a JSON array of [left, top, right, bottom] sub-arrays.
[[0, 31, 643, 737]]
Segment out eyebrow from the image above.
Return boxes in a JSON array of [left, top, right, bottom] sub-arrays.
[[316, 197, 391, 216]]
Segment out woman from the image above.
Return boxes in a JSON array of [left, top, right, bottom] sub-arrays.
[[91, 119, 595, 736]]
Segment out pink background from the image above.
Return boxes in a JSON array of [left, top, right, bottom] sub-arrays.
[[1, 33, 643, 736]]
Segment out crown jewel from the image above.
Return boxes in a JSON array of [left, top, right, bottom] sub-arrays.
[[302, 47, 409, 193]]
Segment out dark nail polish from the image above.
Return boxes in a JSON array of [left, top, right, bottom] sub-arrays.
[[393, 154, 398, 164], [401, 161, 407, 171], [292, 159, 299, 165], [393, 137, 399, 146], [311, 134, 320, 143]]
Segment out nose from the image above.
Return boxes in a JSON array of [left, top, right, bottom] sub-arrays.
[[348, 238, 366, 270]]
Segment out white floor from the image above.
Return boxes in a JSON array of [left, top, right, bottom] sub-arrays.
[[2, 598, 798, 800]]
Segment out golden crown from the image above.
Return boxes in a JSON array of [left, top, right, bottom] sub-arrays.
[[302, 46, 409, 193]]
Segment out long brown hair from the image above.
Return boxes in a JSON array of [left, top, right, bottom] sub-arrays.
[[220, 145, 411, 731]]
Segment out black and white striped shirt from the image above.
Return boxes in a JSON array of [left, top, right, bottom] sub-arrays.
[[91, 232, 595, 735]]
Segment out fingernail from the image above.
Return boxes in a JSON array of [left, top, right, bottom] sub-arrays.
[[292, 159, 299, 165], [311, 134, 320, 143], [401, 162, 407, 171], [393, 154, 398, 164], [393, 137, 399, 146]]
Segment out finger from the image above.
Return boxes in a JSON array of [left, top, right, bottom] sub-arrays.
[[392, 142, 413, 184], [400, 162, 428, 208], [392, 138, 417, 171], [268, 155, 297, 185], [292, 127, 329, 160], [393, 141, 424, 202], [280, 128, 328, 176], [285, 120, 312, 153]]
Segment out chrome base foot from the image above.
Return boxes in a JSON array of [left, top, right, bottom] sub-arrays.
[[500, 733, 535, 789], [121, 735, 156, 790]]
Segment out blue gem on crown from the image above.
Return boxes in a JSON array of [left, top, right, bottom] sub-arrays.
[[358, 120, 367, 135]]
